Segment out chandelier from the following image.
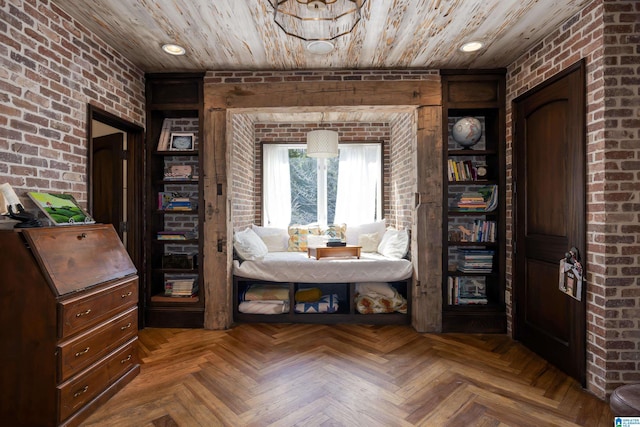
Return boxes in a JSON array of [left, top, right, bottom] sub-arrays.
[[267, 0, 367, 42]]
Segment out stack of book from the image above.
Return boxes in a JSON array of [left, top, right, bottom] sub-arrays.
[[453, 185, 498, 212], [457, 249, 494, 273], [157, 231, 188, 240], [455, 192, 486, 211], [164, 276, 198, 298], [448, 277, 488, 305]]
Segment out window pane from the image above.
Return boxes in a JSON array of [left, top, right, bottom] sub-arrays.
[[327, 156, 338, 224], [289, 149, 317, 224]]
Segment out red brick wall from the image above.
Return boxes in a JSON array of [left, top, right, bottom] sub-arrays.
[[507, 0, 640, 398], [0, 0, 144, 222], [388, 112, 416, 230], [231, 113, 257, 230]]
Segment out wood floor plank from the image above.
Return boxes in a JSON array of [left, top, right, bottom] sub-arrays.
[[80, 324, 613, 427]]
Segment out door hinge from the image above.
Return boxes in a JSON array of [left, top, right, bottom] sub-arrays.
[[120, 149, 129, 160], [120, 221, 129, 233]]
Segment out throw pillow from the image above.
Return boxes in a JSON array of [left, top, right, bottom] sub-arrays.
[[345, 220, 386, 245], [378, 228, 409, 259], [287, 224, 321, 251], [234, 227, 269, 260], [358, 232, 380, 252], [251, 224, 289, 252]]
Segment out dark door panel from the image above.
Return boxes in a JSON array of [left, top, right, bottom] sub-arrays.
[[513, 60, 586, 385]]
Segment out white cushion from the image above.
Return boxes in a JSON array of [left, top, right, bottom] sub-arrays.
[[377, 229, 409, 259], [307, 235, 327, 248], [358, 232, 380, 252], [355, 282, 395, 298], [234, 227, 268, 260], [346, 220, 386, 245], [251, 224, 289, 252]]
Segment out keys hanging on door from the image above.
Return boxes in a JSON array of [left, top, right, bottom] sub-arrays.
[[558, 247, 583, 301]]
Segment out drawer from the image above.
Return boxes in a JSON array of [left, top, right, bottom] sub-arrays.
[[58, 277, 138, 338], [58, 306, 138, 381], [58, 338, 138, 423]]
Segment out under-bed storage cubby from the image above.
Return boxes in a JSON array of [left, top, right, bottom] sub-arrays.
[[233, 277, 411, 325]]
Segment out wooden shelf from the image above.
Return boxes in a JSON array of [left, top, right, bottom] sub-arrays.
[[144, 73, 205, 328], [441, 70, 506, 334]]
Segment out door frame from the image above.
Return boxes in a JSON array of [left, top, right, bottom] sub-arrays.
[[87, 105, 145, 282], [511, 60, 587, 385]]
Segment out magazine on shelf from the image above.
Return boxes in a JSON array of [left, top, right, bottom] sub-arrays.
[[156, 118, 175, 151]]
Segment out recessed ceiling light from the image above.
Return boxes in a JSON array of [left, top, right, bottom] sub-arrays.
[[306, 40, 334, 55], [459, 41, 484, 53], [162, 43, 186, 56]]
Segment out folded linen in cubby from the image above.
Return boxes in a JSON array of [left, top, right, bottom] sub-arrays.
[[240, 285, 289, 301], [239, 300, 289, 314], [355, 282, 407, 314], [294, 294, 339, 313]]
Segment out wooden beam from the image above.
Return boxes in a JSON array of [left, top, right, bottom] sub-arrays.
[[412, 105, 443, 332], [205, 80, 441, 109], [202, 107, 232, 330]]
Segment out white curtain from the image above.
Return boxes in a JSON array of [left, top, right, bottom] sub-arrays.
[[334, 144, 381, 225], [263, 145, 291, 228]]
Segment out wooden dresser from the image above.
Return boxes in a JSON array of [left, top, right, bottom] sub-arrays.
[[0, 224, 140, 427]]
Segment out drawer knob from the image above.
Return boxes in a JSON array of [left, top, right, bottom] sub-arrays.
[[77, 233, 87, 240], [75, 309, 91, 318], [121, 291, 133, 298], [120, 354, 132, 364], [73, 385, 89, 398], [120, 322, 132, 331], [75, 347, 90, 357]]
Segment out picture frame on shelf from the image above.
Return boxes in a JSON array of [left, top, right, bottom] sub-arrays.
[[169, 132, 195, 151]]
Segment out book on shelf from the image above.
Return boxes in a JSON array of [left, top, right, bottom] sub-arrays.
[[448, 159, 477, 182], [452, 185, 498, 212], [450, 220, 496, 243], [157, 231, 187, 240], [156, 118, 175, 151], [158, 193, 196, 211], [457, 248, 494, 273], [448, 276, 488, 305], [164, 275, 198, 297]]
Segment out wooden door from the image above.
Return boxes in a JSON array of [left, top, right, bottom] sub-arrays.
[[513, 61, 586, 384], [92, 133, 124, 237]]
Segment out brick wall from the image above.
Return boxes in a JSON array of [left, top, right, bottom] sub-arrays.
[[0, 0, 144, 222], [506, 0, 640, 398], [231, 113, 257, 230], [388, 112, 417, 230]]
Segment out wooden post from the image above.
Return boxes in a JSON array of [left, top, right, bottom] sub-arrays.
[[202, 107, 232, 329], [413, 105, 443, 332]]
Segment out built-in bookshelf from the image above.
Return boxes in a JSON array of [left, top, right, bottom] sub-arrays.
[[144, 73, 204, 328], [441, 70, 506, 333]]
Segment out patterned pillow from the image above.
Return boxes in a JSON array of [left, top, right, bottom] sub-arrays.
[[323, 223, 347, 240], [287, 224, 321, 251]]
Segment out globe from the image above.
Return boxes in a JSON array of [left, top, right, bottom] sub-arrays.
[[452, 117, 482, 149]]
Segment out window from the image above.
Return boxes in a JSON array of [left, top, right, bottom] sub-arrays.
[[263, 143, 382, 228]]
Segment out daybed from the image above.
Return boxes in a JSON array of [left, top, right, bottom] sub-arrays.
[[232, 222, 413, 325]]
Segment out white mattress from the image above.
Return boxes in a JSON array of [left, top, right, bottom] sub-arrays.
[[233, 251, 413, 283]]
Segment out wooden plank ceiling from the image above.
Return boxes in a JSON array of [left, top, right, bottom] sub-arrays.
[[50, 0, 592, 73]]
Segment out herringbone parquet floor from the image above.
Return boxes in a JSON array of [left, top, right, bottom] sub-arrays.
[[80, 323, 612, 427]]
